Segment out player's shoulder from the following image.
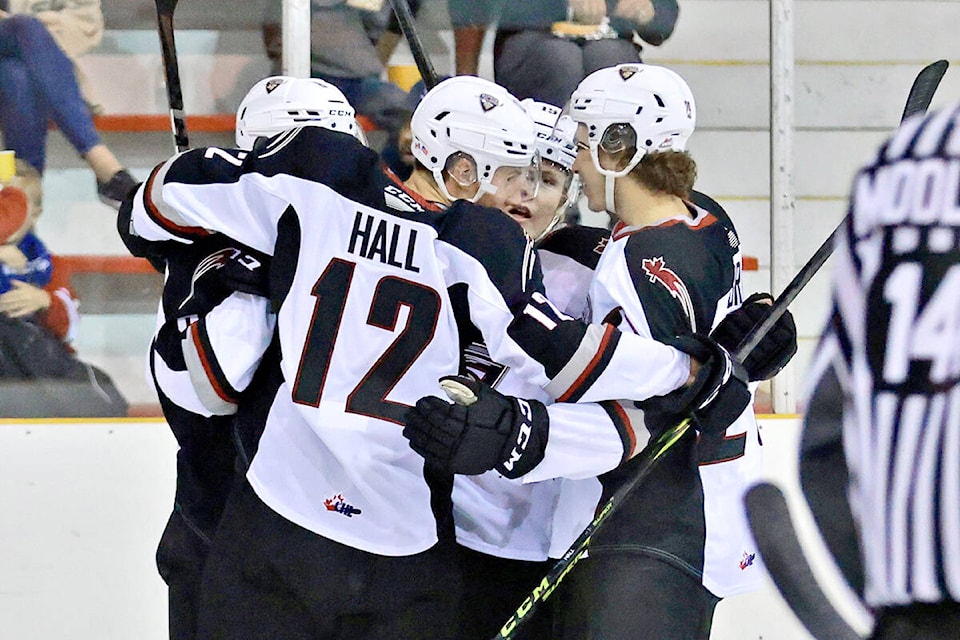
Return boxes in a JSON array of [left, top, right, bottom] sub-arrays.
[[537, 224, 609, 270], [251, 127, 384, 198]]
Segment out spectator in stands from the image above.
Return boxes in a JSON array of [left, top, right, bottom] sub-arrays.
[[261, 0, 415, 138], [0, 158, 127, 416], [449, 0, 679, 107], [0, 0, 137, 208]]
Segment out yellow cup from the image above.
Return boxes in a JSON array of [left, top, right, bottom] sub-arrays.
[[388, 64, 422, 93], [0, 150, 14, 184]]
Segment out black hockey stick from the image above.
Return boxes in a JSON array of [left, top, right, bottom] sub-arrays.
[[491, 59, 949, 640], [735, 59, 948, 358], [388, 0, 439, 90], [744, 482, 864, 640], [156, 0, 189, 153]]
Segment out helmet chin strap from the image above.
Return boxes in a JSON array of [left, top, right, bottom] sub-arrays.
[[604, 173, 618, 216]]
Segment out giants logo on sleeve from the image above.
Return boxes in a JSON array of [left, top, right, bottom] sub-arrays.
[[641, 256, 697, 332]]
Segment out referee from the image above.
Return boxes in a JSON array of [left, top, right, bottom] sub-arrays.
[[804, 102, 960, 638]]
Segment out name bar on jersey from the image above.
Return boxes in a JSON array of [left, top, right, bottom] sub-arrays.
[[347, 209, 421, 273], [853, 158, 960, 237]]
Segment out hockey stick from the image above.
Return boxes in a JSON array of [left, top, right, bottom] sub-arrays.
[[156, 0, 189, 153], [388, 0, 439, 89], [734, 59, 948, 358], [491, 59, 949, 640], [744, 482, 865, 640], [492, 417, 692, 640]]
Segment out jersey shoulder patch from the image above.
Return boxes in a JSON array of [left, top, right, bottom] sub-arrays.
[[537, 224, 609, 270]]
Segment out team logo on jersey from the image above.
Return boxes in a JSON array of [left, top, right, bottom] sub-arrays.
[[265, 78, 284, 94], [593, 236, 609, 255], [479, 93, 500, 112], [178, 247, 241, 310], [641, 256, 698, 332], [739, 550, 756, 570], [324, 493, 362, 518], [619, 65, 639, 81]]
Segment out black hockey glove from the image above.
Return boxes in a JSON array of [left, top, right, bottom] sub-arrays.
[[639, 334, 751, 437], [711, 292, 797, 381], [402, 376, 549, 479]]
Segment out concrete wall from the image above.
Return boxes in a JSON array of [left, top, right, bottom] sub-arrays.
[[0, 416, 867, 639]]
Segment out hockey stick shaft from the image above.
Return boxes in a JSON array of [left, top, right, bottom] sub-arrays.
[[492, 417, 692, 639], [492, 59, 949, 640], [388, 0, 439, 90], [734, 59, 948, 358], [156, 0, 189, 153]]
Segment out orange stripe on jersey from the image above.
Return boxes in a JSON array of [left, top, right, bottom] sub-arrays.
[[609, 401, 638, 456], [189, 322, 233, 402], [556, 323, 618, 402], [611, 212, 718, 241], [143, 164, 211, 240]]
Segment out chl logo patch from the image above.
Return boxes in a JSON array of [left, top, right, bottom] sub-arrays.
[[265, 78, 285, 94], [479, 93, 500, 112], [619, 65, 639, 81]]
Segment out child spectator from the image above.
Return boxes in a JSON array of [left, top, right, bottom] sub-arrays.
[[0, 157, 126, 416]]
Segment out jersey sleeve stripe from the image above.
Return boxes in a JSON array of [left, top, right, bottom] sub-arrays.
[[552, 323, 621, 402], [143, 162, 212, 241], [599, 400, 638, 463], [185, 319, 240, 406]]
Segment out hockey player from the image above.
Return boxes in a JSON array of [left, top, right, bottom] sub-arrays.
[[799, 103, 960, 638], [404, 64, 775, 639], [122, 74, 750, 639], [118, 76, 367, 640]]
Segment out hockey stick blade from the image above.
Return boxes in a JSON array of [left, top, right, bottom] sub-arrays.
[[901, 59, 949, 122], [735, 59, 948, 359], [745, 482, 862, 640], [388, 0, 439, 90], [155, 0, 189, 152], [491, 418, 692, 640]]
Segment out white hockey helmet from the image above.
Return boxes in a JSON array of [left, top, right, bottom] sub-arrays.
[[235, 76, 366, 150], [521, 99, 578, 171], [521, 99, 582, 239], [569, 63, 696, 178], [410, 75, 539, 203]]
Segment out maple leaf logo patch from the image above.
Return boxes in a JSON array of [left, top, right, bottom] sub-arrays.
[[641, 256, 697, 332]]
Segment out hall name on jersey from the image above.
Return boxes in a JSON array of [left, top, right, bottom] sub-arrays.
[[347, 210, 421, 273]]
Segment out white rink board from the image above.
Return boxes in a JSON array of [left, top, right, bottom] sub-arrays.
[[0, 417, 864, 640]]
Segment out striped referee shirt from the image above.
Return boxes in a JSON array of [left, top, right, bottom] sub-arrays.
[[807, 101, 960, 608]]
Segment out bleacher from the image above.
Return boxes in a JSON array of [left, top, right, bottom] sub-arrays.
[[34, 0, 960, 414]]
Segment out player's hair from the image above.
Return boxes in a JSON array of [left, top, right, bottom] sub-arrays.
[[630, 150, 697, 199]]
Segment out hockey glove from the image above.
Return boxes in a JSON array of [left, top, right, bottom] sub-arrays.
[[640, 334, 751, 437], [402, 376, 549, 479], [711, 292, 797, 381]]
